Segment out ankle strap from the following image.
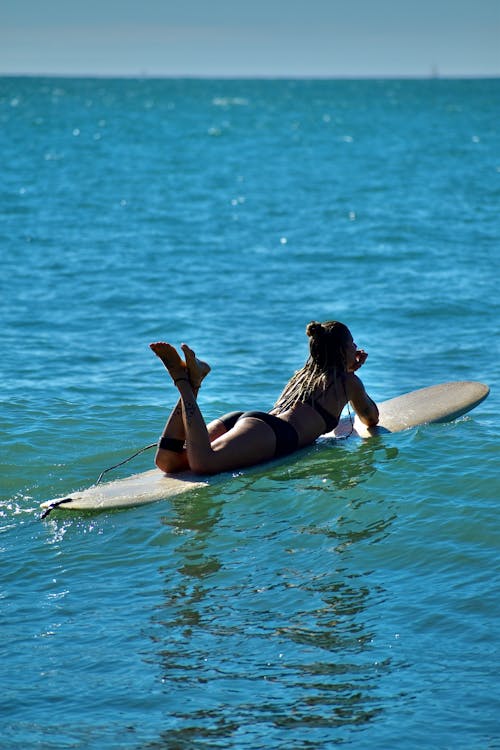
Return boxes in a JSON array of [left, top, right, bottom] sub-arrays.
[[159, 436, 185, 452]]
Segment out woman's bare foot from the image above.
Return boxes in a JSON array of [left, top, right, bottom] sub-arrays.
[[149, 342, 187, 383], [181, 344, 211, 390]]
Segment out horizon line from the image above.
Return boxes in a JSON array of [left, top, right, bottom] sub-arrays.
[[2, 71, 499, 81]]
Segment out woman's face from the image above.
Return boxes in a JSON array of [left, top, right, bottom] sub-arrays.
[[343, 334, 358, 370]]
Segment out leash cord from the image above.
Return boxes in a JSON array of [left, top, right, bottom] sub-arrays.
[[95, 443, 158, 485], [40, 443, 158, 520]]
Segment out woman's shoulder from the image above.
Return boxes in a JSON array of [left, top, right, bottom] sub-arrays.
[[341, 372, 366, 397], [324, 369, 359, 388]]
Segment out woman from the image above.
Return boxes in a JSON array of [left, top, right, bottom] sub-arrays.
[[150, 320, 379, 476]]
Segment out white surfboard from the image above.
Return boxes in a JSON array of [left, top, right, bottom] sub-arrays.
[[40, 381, 489, 516]]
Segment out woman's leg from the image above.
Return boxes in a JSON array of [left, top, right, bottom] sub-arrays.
[[151, 342, 277, 475], [178, 344, 276, 474], [155, 396, 189, 473], [151, 342, 222, 473]]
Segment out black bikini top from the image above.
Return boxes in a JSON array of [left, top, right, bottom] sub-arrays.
[[302, 376, 347, 432], [304, 396, 339, 432]]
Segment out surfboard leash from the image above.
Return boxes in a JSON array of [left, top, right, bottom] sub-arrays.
[[94, 442, 158, 485], [40, 442, 159, 519]]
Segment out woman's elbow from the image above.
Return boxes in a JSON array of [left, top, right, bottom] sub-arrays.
[[360, 404, 379, 427]]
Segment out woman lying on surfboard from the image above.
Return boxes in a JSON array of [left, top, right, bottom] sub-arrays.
[[150, 320, 379, 476]]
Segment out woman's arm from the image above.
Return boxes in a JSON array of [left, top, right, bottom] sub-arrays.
[[345, 372, 379, 427]]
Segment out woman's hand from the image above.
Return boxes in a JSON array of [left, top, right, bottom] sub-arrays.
[[349, 349, 368, 371]]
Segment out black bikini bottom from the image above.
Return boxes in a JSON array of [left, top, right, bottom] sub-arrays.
[[218, 410, 299, 458]]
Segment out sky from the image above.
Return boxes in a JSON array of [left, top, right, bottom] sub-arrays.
[[1, 0, 499, 77]]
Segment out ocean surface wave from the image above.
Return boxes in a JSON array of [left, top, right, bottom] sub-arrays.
[[1, 77, 499, 749]]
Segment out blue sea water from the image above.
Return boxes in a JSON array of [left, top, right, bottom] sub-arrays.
[[1, 77, 499, 749]]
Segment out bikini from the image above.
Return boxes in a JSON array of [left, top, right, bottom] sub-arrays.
[[304, 396, 339, 432], [218, 396, 339, 458], [159, 396, 340, 458], [218, 411, 299, 457]]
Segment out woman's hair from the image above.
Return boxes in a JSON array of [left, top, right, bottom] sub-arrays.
[[273, 320, 352, 412]]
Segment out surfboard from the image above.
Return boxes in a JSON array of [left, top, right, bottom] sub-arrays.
[[40, 381, 489, 516]]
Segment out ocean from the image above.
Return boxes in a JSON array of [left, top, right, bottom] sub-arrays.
[[1, 76, 499, 748]]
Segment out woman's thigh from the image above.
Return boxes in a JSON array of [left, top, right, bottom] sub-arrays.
[[205, 417, 277, 473], [207, 418, 231, 442]]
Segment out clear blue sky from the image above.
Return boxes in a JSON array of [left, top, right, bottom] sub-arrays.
[[1, 0, 499, 77]]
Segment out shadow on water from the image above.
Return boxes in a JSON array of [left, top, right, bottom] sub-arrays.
[[281, 436, 399, 488], [142, 440, 400, 747]]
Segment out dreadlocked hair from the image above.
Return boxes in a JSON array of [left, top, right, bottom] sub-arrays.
[[273, 320, 352, 413]]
